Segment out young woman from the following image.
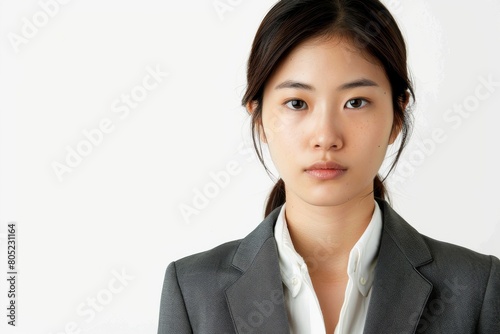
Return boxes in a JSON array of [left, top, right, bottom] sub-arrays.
[[158, 0, 500, 333]]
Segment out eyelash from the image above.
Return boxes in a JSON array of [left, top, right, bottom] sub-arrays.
[[284, 98, 369, 110], [345, 98, 369, 109], [284, 99, 307, 110]]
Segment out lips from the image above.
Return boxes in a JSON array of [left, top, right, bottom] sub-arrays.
[[306, 161, 347, 171], [305, 161, 347, 180]]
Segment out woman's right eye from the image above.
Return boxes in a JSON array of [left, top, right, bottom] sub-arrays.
[[285, 99, 307, 110]]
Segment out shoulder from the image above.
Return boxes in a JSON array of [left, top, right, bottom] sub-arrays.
[[418, 234, 500, 293], [377, 199, 500, 330], [421, 234, 498, 273], [168, 205, 282, 285], [171, 239, 243, 280], [417, 235, 500, 331], [377, 198, 499, 286]]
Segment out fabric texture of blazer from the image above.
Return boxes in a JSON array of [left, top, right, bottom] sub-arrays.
[[157, 199, 500, 333]]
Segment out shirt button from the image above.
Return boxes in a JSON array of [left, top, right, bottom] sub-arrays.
[[360, 277, 367, 286], [292, 277, 299, 286]]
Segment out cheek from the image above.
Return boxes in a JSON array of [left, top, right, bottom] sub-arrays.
[[350, 120, 392, 161], [367, 110, 394, 143], [265, 124, 303, 173], [261, 106, 283, 142], [267, 132, 294, 161], [262, 111, 301, 147]]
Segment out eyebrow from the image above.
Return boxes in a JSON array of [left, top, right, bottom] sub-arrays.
[[339, 78, 379, 91], [274, 80, 315, 91], [274, 78, 379, 91]]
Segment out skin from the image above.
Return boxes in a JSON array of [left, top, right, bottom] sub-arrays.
[[247, 36, 402, 332]]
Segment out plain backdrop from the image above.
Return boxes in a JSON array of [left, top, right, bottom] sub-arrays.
[[1, 0, 499, 333]]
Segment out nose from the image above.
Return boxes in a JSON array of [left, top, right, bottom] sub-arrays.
[[309, 106, 343, 151]]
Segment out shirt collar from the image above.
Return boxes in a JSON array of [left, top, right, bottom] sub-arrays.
[[274, 203, 306, 297], [274, 201, 382, 298], [349, 201, 382, 296]]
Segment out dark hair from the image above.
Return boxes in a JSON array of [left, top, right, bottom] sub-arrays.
[[242, 0, 414, 216]]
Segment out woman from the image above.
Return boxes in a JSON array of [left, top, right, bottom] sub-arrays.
[[158, 0, 500, 333]]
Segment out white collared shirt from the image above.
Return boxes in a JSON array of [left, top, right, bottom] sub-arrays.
[[274, 201, 382, 334]]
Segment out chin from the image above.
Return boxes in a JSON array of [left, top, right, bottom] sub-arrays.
[[302, 193, 354, 207], [301, 187, 374, 207]]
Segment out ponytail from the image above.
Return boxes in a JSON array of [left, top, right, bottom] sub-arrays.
[[373, 174, 388, 202], [265, 178, 286, 217], [264, 175, 388, 217]]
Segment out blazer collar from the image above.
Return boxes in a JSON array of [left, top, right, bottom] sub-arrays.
[[225, 206, 290, 333], [225, 200, 434, 334], [363, 199, 434, 334]]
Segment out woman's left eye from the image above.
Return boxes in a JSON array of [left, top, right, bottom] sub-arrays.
[[345, 98, 368, 109]]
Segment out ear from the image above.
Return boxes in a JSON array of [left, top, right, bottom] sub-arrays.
[[389, 92, 410, 144], [246, 101, 268, 143], [246, 101, 257, 115]]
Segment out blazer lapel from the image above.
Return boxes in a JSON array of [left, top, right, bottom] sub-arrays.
[[224, 200, 435, 334], [364, 200, 434, 334], [225, 207, 290, 334]]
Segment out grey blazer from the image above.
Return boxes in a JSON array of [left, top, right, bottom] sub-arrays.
[[158, 200, 500, 333]]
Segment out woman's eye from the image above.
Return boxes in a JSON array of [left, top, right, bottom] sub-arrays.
[[285, 99, 307, 110], [345, 98, 368, 109]]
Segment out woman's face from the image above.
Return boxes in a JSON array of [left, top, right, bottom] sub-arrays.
[[258, 36, 398, 207]]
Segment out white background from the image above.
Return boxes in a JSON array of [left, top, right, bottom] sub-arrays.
[[1, 0, 499, 333]]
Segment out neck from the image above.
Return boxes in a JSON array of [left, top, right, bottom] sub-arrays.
[[284, 193, 376, 281]]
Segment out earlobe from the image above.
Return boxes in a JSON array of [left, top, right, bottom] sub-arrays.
[[246, 101, 257, 115], [246, 101, 268, 143]]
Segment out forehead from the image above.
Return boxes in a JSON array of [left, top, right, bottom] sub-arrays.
[[266, 35, 388, 89]]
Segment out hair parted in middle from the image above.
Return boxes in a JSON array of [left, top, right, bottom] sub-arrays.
[[241, 0, 414, 216]]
